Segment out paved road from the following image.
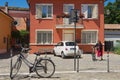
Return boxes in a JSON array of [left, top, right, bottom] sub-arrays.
[[0, 52, 120, 80], [0, 72, 120, 80]]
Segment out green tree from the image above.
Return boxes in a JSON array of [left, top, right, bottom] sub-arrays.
[[11, 31, 20, 39], [12, 30, 29, 46], [104, 1, 120, 24], [19, 30, 29, 46]]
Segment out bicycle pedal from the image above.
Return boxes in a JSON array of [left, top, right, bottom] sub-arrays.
[[29, 67, 34, 73]]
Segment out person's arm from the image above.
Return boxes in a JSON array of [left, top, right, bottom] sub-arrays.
[[94, 43, 98, 48]]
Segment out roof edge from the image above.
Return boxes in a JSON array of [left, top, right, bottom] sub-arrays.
[[0, 9, 14, 20]]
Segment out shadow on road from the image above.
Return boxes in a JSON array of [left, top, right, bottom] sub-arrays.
[[0, 52, 11, 59], [0, 51, 19, 59], [11, 75, 60, 80]]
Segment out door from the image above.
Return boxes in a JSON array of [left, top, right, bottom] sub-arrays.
[[63, 30, 74, 41], [64, 33, 74, 41]]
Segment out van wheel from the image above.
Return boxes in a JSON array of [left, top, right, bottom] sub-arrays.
[[61, 52, 65, 58]]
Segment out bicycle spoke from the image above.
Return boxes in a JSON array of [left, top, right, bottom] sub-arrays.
[[35, 59, 55, 78]]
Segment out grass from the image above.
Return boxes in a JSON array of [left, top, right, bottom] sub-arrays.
[[113, 45, 120, 55]]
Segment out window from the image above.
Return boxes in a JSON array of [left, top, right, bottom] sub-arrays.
[[63, 4, 74, 25], [36, 4, 53, 19], [36, 30, 52, 44], [57, 42, 64, 46], [81, 4, 98, 19], [81, 30, 98, 44], [66, 42, 76, 46]]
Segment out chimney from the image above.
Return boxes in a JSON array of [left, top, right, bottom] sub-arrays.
[[5, 2, 8, 13]]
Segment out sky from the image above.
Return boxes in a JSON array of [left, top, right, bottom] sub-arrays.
[[0, 0, 29, 8], [0, 0, 115, 8]]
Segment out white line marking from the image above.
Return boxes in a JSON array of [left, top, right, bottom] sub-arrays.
[[1, 70, 120, 76]]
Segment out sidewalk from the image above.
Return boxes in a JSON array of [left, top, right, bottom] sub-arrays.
[[0, 52, 120, 80]]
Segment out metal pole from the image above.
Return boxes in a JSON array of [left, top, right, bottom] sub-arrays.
[[107, 50, 110, 72], [77, 55, 79, 72], [74, 21, 76, 71], [10, 48, 13, 79], [10, 48, 13, 68]]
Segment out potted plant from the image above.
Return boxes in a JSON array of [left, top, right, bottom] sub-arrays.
[[56, 14, 61, 18], [79, 14, 84, 18], [61, 13, 70, 18]]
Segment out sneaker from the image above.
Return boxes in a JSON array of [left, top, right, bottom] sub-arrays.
[[101, 58, 103, 60]]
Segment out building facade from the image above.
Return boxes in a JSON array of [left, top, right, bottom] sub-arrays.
[[105, 24, 120, 51], [0, 9, 13, 53], [27, 0, 104, 53]]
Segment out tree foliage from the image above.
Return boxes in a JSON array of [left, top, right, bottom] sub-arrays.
[[19, 30, 29, 37], [104, 0, 120, 24], [11, 31, 20, 39], [12, 30, 29, 45]]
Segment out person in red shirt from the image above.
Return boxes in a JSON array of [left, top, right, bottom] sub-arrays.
[[94, 41, 103, 60]]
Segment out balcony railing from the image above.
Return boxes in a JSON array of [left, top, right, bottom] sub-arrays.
[[56, 18, 84, 29]]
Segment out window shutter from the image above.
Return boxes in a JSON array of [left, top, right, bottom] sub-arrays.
[[36, 4, 42, 19], [92, 4, 98, 18], [63, 4, 69, 25], [63, 4, 68, 14], [48, 5, 52, 17], [81, 4, 88, 18]]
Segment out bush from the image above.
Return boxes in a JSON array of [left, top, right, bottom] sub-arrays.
[[114, 45, 120, 55]]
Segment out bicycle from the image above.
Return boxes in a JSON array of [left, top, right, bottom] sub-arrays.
[[10, 46, 55, 79]]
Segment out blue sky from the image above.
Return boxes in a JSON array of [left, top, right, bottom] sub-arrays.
[[104, 0, 115, 6], [0, 0, 29, 8], [0, 0, 115, 8]]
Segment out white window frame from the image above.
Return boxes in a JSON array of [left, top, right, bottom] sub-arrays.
[[36, 29, 53, 44], [81, 4, 98, 19], [35, 4, 53, 19], [63, 4, 74, 25], [81, 30, 98, 44]]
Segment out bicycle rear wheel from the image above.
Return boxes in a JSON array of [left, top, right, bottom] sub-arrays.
[[35, 59, 55, 78], [10, 58, 22, 79]]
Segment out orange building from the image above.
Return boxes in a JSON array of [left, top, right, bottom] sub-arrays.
[[27, 0, 104, 53], [0, 9, 13, 53]]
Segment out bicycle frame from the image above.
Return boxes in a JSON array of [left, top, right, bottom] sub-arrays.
[[18, 51, 40, 73]]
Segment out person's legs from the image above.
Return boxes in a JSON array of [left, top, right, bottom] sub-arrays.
[[100, 51, 103, 60], [97, 50, 101, 60], [97, 50, 101, 57]]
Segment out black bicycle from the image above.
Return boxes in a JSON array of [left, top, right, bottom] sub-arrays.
[[10, 46, 55, 79]]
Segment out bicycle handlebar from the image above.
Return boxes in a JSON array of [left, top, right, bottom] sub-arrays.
[[17, 44, 31, 53]]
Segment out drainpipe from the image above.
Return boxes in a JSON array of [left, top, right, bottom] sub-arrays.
[[5, 2, 8, 13]]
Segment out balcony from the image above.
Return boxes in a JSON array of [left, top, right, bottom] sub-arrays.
[[56, 18, 84, 29]]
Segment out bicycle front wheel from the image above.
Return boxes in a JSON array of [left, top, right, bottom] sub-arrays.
[[10, 59, 22, 79], [35, 59, 55, 78]]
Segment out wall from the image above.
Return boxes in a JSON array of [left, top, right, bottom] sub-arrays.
[[0, 11, 13, 53]]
